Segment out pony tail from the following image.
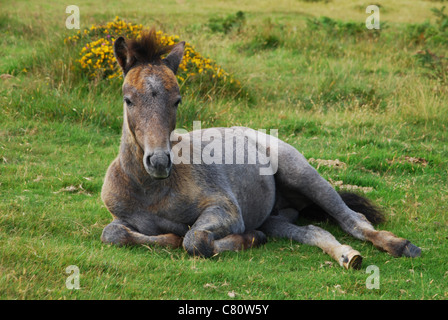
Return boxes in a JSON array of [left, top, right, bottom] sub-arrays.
[[338, 192, 385, 225], [300, 191, 385, 225]]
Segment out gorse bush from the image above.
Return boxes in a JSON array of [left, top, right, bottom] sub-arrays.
[[65, 17, 144, 80], [65, 17, 240, 93]]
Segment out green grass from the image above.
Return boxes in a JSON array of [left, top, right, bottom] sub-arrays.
[[1, 0, 447, 300]]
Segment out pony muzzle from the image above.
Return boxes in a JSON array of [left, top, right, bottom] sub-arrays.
[[143, 150, 172, 179]]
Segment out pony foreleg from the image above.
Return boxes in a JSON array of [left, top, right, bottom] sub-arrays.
[[259, 216, 362, 269], [183, 229, 267, 257], [182, 205, 267, 257], [101, 220, 182, 248], [213, 231, 267, 253]]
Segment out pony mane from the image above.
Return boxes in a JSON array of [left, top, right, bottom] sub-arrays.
[[126, 28, 174, 65]]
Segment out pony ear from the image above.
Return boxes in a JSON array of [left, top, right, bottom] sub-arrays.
[[163, 41, 185, 75], [114, 37, 130, 74]]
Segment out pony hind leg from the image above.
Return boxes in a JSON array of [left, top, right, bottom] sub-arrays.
[[259, 215, 362, 269], [101, 220, 183, 249], [275, 142, 421, 258]]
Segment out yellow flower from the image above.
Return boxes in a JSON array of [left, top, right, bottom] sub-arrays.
[[67, 17, 239, 86]]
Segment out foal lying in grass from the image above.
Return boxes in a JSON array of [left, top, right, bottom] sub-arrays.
[[101, 30, 421, 269]]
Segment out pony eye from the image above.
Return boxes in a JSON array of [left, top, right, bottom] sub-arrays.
[[124, 97, 133, 106], [174, 97, 182, 108]]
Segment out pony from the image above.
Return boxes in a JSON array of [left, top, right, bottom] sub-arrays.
[[100, 29, 420, 269]]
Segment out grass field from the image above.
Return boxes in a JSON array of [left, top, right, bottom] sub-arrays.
[[1, 0, 447, 300]]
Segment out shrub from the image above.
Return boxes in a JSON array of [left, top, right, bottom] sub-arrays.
[[207, 11, 246, 34], [410, 7, 448, 84], [65, 17, 240, 93], [429, 6, 448, 44], [415, 49, 447, 84], [406, 6, 448, 45], [240, 18, 285, 53], [306, 16, 382, 39]]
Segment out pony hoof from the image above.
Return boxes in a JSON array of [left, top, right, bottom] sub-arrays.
[[402, 242, 421, 258], [342, 250, 363, 270]]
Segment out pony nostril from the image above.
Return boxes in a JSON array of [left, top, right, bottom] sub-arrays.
[[145, 154, 152, 168], [166, 154, 172, 168]]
